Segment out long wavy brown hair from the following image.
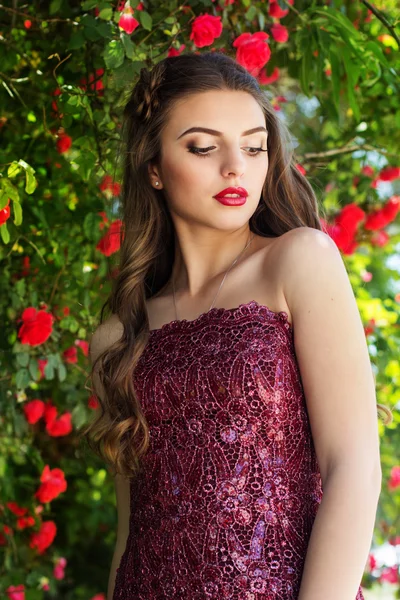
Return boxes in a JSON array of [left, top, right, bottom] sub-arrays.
[[79, 51, 392, 481]]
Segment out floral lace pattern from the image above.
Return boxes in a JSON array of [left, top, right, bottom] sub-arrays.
[[113, 300, 365, 600]]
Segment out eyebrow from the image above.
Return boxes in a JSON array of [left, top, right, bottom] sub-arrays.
[[177, 126, 268, 140]]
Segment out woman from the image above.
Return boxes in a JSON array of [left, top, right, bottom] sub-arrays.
[[83, 51, 385, 600]]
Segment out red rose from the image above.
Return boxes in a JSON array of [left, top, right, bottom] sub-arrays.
[[75, 339, 89, 356], [268, 0, 293, 18], [29, 520, 57, 554], [271, 23, 289, 43], [43, 401, 58, 425], [189, 14, 223, 48], [34, 465, 67, 503], [168, 44, 186, 57], [23, 399, 45, 424], [6, 502, 27, 517], [18, 307, 54, 346], [258, 66, 280, 85], [233, 32, 271, 76], [17, 516, 35, 530], [46, 412, 73, 437], [63, 346, 78, 364], [56, 133, 72, 154], [0, 199, 11, 225], [378, 166, 400, 182], [96, 219, 124, 256], [88, 394, 100, 410]]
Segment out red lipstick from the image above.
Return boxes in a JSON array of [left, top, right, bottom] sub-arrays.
[[214, 187, 248, 206]]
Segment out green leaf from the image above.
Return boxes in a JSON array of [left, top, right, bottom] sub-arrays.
[[121, 34, 135, 60], [7, 161, 22, 178], [96, 22, 113, 38], [68, 31, 86, 50], [1, 179, 19, 204], [73, 151, 97, 182], [99, 7, 113, 20], [103, 40, 125, 69], [25, 167, 37, 194], [313, 7, 362, 39], [81, 0, 98, 9], [365, 40, 390, 68], [329, 46, 341, 114], [82, 14, 102, 42], [245, 6, 257, 20], [13, 201, 22, 226], [58, 362, 67, 382], [139, 11, 152, 32], [84, 212, 101, 241], [16, 368, 30, 389], [0, 223, 10, 244], [28, 359, 40, 381], [300, 46, 313, 97], [50, 0, 63, 15], [44, 361, 55, 380], [16, 353, 30, 368]]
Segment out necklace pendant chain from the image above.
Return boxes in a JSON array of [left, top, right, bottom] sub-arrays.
[[172, 232, 255, 322]]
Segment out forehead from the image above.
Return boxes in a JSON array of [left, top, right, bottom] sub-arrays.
[[164, 90, 265, 138]]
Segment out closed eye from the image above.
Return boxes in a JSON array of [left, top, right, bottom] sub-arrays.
[[187, 146, 268, 158]]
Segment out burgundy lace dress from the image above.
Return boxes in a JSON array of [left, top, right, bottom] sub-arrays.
[[112, 300, 365, 600]]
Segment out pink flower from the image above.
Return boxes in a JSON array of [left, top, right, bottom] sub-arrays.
[[118, 7, 139, 35], [189, 14, 223, 48], [379, 565, 399, 584], [6, 584, 25, 600], [54, 557, 67, 580], [388, 465, 400, 491]]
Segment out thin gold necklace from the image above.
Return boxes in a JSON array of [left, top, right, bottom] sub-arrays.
[[172, 232, 255, 321]]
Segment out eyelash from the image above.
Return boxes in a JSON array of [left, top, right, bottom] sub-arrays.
[[187, 146, 268, 158]]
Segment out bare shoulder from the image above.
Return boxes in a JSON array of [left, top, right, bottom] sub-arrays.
[[272, 226, 338, 309], [89, 313, 124, 365]]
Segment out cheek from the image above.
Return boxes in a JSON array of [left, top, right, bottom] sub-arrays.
[[162, 155, 208, 189]]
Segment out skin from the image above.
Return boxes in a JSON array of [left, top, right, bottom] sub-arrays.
[[148, 89, 270, 302]]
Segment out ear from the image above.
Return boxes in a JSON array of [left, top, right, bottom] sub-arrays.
[[147, 163, 162, 189]]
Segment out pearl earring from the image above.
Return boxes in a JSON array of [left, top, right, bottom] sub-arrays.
[[155, 181, 159, 186]]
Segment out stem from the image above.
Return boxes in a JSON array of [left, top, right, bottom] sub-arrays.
[[360, 0, 400, 46]]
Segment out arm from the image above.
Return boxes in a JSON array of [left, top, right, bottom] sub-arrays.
[[107, 473, 131, 600], [280, 227, 382, 600], [89, 320, 131, 600]]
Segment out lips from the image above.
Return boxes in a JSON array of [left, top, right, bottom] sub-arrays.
[[214, 187, 248, 199]]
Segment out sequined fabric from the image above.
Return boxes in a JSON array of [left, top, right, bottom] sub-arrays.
[[113, 300, 365, 600]]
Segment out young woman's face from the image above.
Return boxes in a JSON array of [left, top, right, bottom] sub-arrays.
[[155, 90, 269, 231]]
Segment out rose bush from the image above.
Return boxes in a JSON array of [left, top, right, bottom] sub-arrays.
[[0, 0, 399, 597]]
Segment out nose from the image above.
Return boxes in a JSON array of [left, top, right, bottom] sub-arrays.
[[221, 149, 246, 179]]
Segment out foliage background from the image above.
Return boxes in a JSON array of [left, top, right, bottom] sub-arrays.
[[0, 0, 399, 598]]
